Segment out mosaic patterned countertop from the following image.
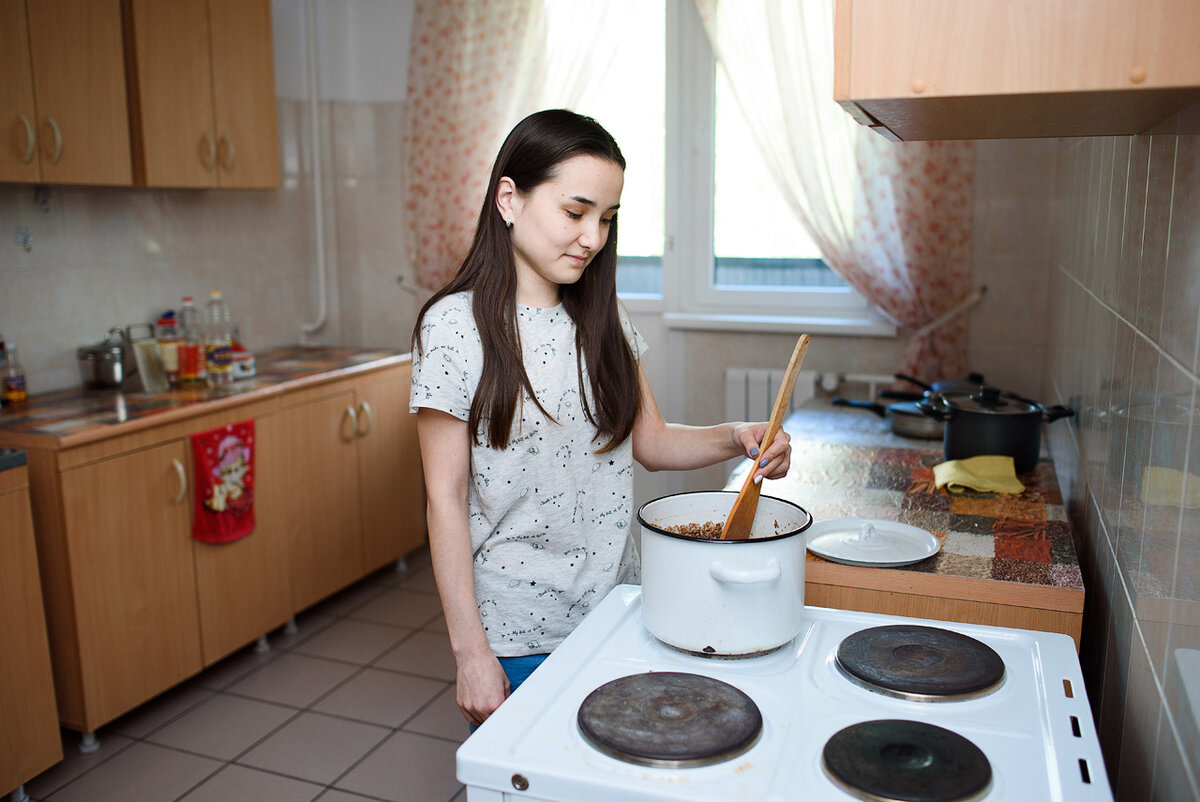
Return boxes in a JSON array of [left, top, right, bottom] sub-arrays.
[[0, 346, 407, 449], [727, 404, 1085, 600]]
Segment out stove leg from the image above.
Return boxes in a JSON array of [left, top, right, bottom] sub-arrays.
[[284, 617, 298, 636], [78, 731, 99, 754], [254, 635, 270, 653], [463, 787, 505, 801], [10, 785, 30, 802]]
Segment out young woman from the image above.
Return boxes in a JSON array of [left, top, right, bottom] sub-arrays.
[[410, 109, 792, 726]]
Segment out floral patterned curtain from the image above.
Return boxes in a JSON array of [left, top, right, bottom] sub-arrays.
[[402, 0, 545, 292], [694, 0, 976, 381]]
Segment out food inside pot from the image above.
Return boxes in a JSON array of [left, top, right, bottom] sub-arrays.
[[664, 521, 724, 539]]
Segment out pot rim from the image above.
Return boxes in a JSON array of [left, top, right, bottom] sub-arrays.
[[636, 490, 813, 544]]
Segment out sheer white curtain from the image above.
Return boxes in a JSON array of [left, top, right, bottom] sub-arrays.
[[694, 0, 975, 380]]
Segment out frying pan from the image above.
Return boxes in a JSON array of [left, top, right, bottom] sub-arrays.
[[892, 372, 986, 396], [831, 397, 944, 440]]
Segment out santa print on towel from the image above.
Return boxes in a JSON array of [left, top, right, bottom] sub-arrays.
[[191, 420, 255, 544]]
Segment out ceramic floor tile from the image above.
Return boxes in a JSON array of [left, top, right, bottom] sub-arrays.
[[308, 579, 391, 618], [348, 587, 445, 629], [41, 742, 221, 802], [144, 693, 297, 761], [238, 711, 390, 785], [403, 684, 469, 743], [373, 630, 456, 681], [177, 763, 324, 802], [292, 618, 411, 665], [273, 611, 338, 650], [107, 684, 214, 738], [226, 651, 360, 708], [191, 643, 280, 690], [312, 667, 447, 728], [24, 733, 136, 800], [334, 730, 461, 802], [399, 565, 439, 595], [315, 791, 384, 801]]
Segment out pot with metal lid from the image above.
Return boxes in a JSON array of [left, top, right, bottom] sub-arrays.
[[916, 387, 1074, 473], [77, 327, 127, 388]]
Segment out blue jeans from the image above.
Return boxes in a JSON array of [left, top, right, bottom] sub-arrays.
[[467, 653, 549, 733]]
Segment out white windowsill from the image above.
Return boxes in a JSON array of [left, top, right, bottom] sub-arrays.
[[660, 311, 897, 337]]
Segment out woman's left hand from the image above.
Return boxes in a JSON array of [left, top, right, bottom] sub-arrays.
[[734, 422, 792, 482]]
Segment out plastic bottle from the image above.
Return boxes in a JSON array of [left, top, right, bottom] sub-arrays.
[[178, 296, 206, 384], [2, 344, 28, 405], [204, 290, 234, 386], [155, 311, 182, 385]]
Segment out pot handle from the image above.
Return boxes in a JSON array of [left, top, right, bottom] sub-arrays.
[[915, 394, 950, 421], [709, 558, 781, 585], [1044, 404, 1075, 422]]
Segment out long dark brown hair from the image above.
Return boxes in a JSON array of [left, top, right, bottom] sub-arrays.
[[413, 109, 641, 453]]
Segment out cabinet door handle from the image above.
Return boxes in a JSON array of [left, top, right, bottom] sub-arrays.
[[201, 132, 217, 171], [46, 116, 63, 164], [218, 134, 236, 171], [19, 114, 36, 164], [172, 458, 188, 505], [341, 405, 358, 443], [356, 400, 373, 438]]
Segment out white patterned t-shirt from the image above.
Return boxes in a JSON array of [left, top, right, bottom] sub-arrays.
[[410, 290, 644, 656]]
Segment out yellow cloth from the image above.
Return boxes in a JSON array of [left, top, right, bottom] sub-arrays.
[[1141, 466, 1200, 509], [933, 455, 1025, 495]]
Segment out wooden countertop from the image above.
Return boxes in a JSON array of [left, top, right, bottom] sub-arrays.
[[0, 346, 409, 451], [725, 403, 1085, 643]]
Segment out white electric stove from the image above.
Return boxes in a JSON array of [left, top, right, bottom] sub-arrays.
[[458, 584, 1112, 801]]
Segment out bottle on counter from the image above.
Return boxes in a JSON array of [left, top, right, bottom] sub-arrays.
[[177, 296, 206, 385], [204, 290, 234, 387], [155, 311, 182, 385], [2, 344, 28, 405]]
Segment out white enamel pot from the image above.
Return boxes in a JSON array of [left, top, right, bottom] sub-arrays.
[[636, 491, 813, 656]]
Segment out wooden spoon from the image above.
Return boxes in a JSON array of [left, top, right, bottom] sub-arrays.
[[719, 334, 811, 540]]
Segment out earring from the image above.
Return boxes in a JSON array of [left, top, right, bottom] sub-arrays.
[[505, 217, 513, 229]]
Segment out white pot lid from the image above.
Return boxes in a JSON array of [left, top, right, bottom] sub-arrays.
[[806, 518, 940, 567]]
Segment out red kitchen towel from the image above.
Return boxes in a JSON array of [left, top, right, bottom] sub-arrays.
[[191, 420, 255, 544]]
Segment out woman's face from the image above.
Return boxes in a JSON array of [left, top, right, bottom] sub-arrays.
[[503, 154, 624, 307]]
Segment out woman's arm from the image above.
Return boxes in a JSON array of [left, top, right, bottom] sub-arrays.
[[630, 365, 791, 481], [416, 408, 510, 724]]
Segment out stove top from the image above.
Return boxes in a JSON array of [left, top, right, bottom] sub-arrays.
[[457, 585, 1112, 801]]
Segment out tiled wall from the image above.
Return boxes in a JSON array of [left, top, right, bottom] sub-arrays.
[[1044, 133, 1200, 799], [0, 98, 420, 394]]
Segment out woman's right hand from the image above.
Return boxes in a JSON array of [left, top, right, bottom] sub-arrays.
[[455, 648, 511, 725]]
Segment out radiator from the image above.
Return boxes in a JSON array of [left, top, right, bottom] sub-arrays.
[[724, 368, 818, 422]]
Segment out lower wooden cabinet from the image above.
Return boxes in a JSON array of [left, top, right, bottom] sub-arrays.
[[0, 463, 62, 795], [14, 358, 426, 736], [57, 441, 203, 730]]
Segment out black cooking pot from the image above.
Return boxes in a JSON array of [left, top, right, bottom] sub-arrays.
[[916, 387, 1074, 473]]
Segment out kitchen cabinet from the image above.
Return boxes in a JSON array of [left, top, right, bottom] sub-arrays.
[[258, 388, 365, 612], [0, 460, 62, 796], [55, 441, 203, 731], [258, 362, 424, 611], [1, 350, 424, 737], [358, 362, 426, 572], [834, 0, 1200, 141], [0, 0, 132, 185], [124, 0, 280, 188]]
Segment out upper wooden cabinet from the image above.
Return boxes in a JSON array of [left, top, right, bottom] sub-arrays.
[[834, 0, 1200, 140], [124, 0, 281, 188], [0, 0, 132, 185]]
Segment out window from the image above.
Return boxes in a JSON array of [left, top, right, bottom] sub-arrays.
[[541, 0, 877, 330]]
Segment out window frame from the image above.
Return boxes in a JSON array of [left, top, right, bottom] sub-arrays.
[[622, 0, 893, 336]]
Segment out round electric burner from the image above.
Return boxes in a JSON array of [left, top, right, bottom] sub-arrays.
[[823, 719, 992, 802], [576, 672, 762, 768], [835, 625, 1005, 701]]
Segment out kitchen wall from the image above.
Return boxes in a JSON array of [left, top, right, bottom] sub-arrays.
[[1044, 131, 1200, 799]]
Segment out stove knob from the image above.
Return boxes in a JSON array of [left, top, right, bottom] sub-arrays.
[[511, 774, 530, 791]]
